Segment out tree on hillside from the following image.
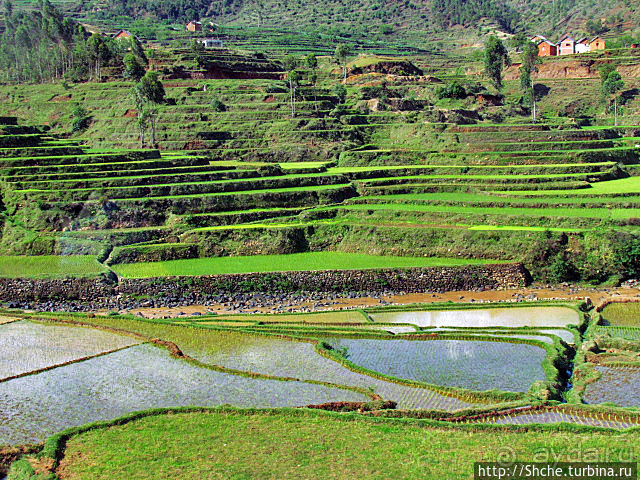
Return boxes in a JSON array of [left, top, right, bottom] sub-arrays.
[[306, 54, 319, 110], [520, 41, 541, 122], [483, 36, 510, 91], [123, 53, 146, 81], [283, 55, 300, 117], [87, 33, 112, 81], [3, 0, 12, 18], [136, 108, 150, 148], [509, 32, 528, 52], [0, 1, 106, 83], [601, 67, 625, 126], [586, 18, 608, 36], [129, 35, 148, 64], [288, 70, 301, 117], [334, 44, 351, 82], [135, 71, 166, 104], [132, 71, 165, 146]]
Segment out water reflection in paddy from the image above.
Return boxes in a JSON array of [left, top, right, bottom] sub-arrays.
[[0, 344, 367, 445], [177, 332, 474, 412], [324, 338, 547, 393], [371, 307, 579, 328]]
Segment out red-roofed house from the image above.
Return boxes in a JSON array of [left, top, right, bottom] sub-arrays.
[[186, 21, 202, 32], [114, 30, 133, 40], [536, 38, 557, 57]]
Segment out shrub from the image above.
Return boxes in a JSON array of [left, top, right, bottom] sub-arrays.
[[210, 97, 227, 112], [435, 81, 467, 99], [71, 103, 90, 133]]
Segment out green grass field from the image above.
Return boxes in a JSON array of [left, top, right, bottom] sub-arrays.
[[112, 252, 500, 278], [54, 410, 638, 480], [0, 255, 107, 278]]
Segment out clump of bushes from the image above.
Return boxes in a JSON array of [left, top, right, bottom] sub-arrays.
[[210, 97, 227, 112], [70, 103, 90, 132], [435, 81, 467, 99], [526, 230, 640, 285]]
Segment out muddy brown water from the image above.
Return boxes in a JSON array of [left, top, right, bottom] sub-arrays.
[[125, 285, 640, 318]]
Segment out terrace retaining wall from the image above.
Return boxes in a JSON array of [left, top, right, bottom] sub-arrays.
[[0, 276, 116, 302], [118, 263, 530, 297], [0, 263, 530, 305]]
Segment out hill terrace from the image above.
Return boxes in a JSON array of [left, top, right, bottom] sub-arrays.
[[531, 35, 606, 56]]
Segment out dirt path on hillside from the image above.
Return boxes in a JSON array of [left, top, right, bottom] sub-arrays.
[[123, 285, 640, 318]]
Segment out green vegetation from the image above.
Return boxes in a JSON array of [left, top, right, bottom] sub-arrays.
[[601, 303, 640, 327], [0, 255, 107, 278], [112, 252, 496, 278], [1, 6, 640, 286], [50, 409, 640, 480]]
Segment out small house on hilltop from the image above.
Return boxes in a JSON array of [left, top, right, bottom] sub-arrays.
[[559, 35, 575, 55], [199, 38, 224, 48], [535, 37, 557, 57], [114, 30, 133, 40], [575, 37, 590, 54], [186, 21, 202, 32], [590, 36, 606, 51]]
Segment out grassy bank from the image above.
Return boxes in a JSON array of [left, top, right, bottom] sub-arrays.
[[47, 409, 638, 480]]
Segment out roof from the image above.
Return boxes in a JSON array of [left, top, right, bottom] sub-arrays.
[[114, 30, 132, 37], [576, 37, 588, 44], [535, 37, 557, 47], [589, 36, 605, 42], [558, 34, 575, 43], [187, 21, 202, 25]]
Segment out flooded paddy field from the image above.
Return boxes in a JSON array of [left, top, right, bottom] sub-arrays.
[[0, 321, 140, 380], [467, 408, 640, 429], [370, 306, 579, 329], [593, 325, 640, 341], [583, 366, 640, 407], [0, 343, 368, 445], [175, 330, 473, 411], [323, 338, 547, 393]]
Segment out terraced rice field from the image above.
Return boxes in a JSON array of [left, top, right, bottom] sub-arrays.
[[583, 366, 640, 407], [593, 325, 640, 341], [112, 252, 496, 278], [0, 255, 108, 278], [171, 330, 473, 411], [323, 338, 547, 392], [601, 302, 640, 326], [0, 321, 140, 379], [0, 343, 368, 445], [468, 407, 640, 429], [1, 91, 639, 271]]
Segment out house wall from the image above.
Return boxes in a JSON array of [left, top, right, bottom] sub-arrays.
[[575, 43, 590, 54], [538, 42, 557, 56], [559, 40, 575, 55], [590, 38, 605, 50]]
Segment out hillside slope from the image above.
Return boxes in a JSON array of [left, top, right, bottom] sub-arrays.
[[69, 0, 640, 40]]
